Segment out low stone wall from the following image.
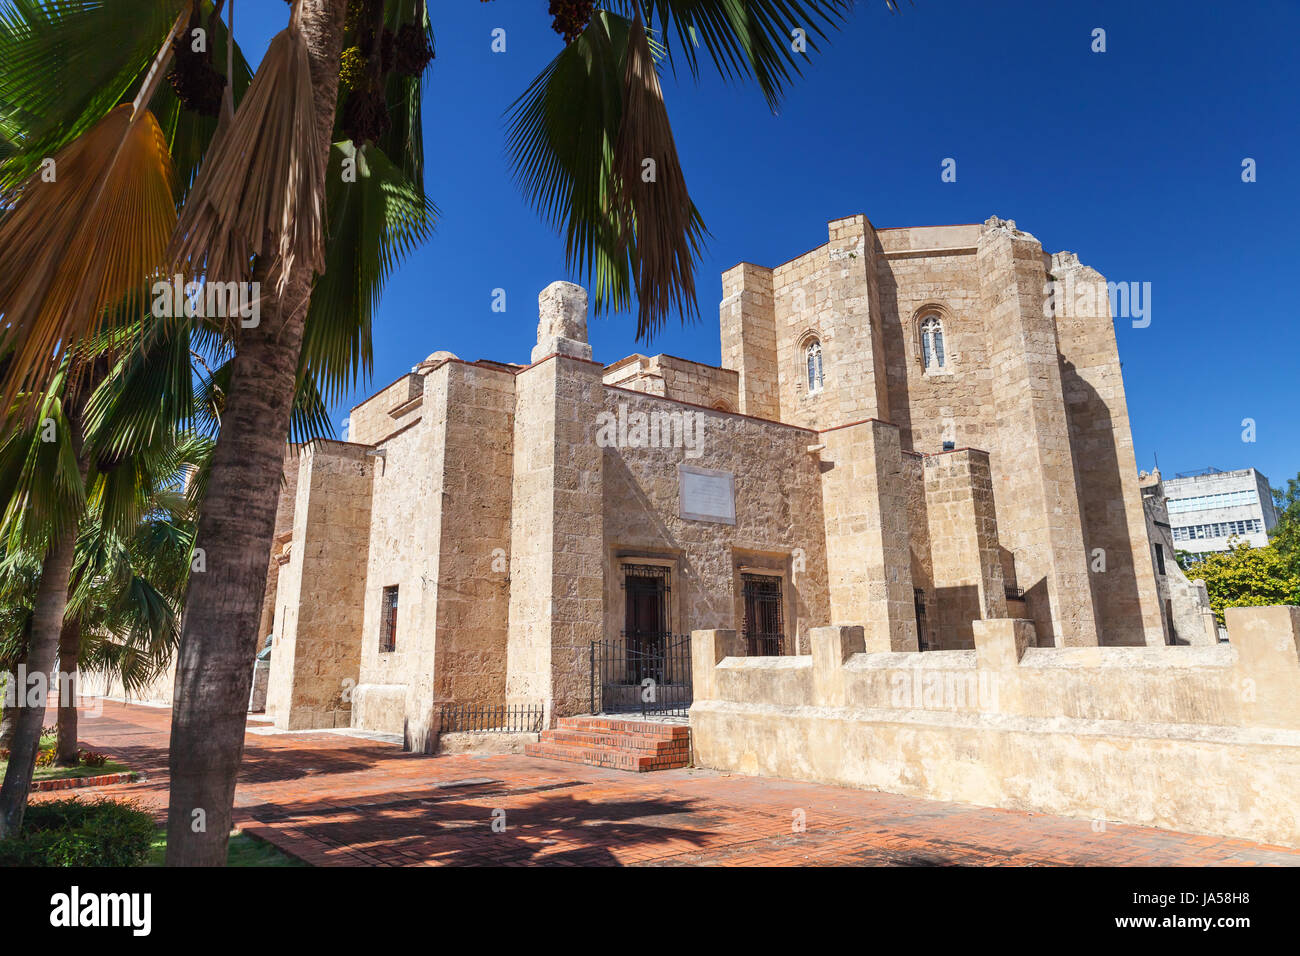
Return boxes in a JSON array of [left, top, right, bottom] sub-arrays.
[[689, 606, 1300, 847], [435, 731, 538, 755]]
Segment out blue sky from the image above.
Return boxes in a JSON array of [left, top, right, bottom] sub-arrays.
[[237, 1, 1299, 490]]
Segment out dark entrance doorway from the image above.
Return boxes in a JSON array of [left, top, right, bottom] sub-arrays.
[[741, 573, 784, 655], [590, 564, 691, 717], [624, 564, 669, 656]]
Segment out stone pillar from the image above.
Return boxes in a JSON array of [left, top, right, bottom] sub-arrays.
[[923, 449, 1007, 649], [690, 629, 744, 702], [972, 617, 1035, 715], [1052, 251, 1165, 646], [266, 442, 373, 730], [532, 281, 594, 362], [508, 285, 605, 723], [1196, 581, 1220, 643], [719, 263, 779, 420], [977, 217, 1098, 647], [1227, 606, 1300, 730], [823, 215, 891, 423], [819, 419, 917, 651], [398, 361, 516, 754], [810, 625, 864, 706]]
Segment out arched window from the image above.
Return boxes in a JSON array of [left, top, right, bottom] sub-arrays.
[[920, 315, 946, 370], [805, 340, 824, 393]]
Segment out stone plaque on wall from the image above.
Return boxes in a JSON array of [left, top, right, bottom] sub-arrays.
[[679, 464, 736, 525]]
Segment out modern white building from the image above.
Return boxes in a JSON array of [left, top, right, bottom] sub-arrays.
[[1165, 467, 1279, 558]]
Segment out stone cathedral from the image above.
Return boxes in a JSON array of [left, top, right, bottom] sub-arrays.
[[256, 214, 1207, 747]]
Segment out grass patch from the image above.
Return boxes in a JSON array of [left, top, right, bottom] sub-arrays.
[[32, 759, 130, 781], [0, 734, 131, 782], [145, 829, 308, 867], [0, 798, 155, 866]]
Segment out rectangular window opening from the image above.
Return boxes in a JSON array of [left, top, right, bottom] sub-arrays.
[[379, 585, 399, 653]]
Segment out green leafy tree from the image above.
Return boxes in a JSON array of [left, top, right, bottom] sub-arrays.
[[1179, 542, 1300, 626], [1269, 472, 1300, 567]]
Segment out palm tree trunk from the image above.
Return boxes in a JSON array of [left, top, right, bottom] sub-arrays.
[[0, 634, 23, 754], [164, 0, 347, 867], [0, 525, 77, 837], [55, 621, 80, 766]]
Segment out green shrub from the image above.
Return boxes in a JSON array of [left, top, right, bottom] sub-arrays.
[[0, 798, 156, 867]]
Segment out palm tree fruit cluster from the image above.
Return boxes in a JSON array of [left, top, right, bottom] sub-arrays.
[[338, 0, 431, 144], [549, 0, 595, 43], [392, 22, 434, 76], [168, 3, 227, 117], [342, 86, 391, 146]]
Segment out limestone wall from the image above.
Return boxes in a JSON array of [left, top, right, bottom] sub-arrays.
[[427, 363, 515, 713], [1053, 252, 1165, 646], [600, 388, 829, 653], [348, 372, 423, 446], [903, 452, 937, 650], [818, 419, 915, 651], [977, 219, 1098, 647], [602, 354, 740, 411], [765, 216, 891, 430], [350, 385, 436, 737], [690, 606, 1300, 848], [265, 442, 373, 730], [1141, 471, 1219, 645], [717, 215, 1166, 648], [506, 354, 606, 722], [876, 227, 989, 455], [255, 446, 302, 660], [921, 448, 1006, 649], [719, 263, 779, 420], [349, 360, 517, 749]]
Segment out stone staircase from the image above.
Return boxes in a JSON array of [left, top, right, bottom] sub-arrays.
[[524, 715, 691, 772]]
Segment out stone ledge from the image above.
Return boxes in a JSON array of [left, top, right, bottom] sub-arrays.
[[32, 771, 138, 792]]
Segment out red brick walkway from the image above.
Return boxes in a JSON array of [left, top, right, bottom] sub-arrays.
[[42, 700, 1300, 866]]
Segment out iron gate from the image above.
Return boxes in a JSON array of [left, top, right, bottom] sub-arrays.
[[590, 633, 692, 718]]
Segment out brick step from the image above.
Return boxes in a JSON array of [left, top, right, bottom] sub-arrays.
[[543, 728, 688, 754], [556, 716, 689, 739], [526, 716, 692, 772], [524, 740, 688, 772]]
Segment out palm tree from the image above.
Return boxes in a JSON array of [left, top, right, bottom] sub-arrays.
[[0, 440, 203, 767], [53, 430, 209, 765], [0, 363, 93, 835], [0, 0, 884, 863]]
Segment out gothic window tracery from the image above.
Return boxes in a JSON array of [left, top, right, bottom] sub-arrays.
[[920, 315, 946, 370]]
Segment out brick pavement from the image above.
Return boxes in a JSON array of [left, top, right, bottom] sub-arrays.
[[36, 700, 1300, 867]]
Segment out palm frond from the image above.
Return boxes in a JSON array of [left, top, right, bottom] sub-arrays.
[[169, 19, 326, 300], [302, 140, 436, 407], [0, 384, 86, 553], [606, 0, 857, 111], [81, 314, 202, 466], [507, 11, 706, 339], [0, 103, 179, 413], [0, 0, 189, 194], [373, 0, 433, 188], [613, 13, 701, 336]]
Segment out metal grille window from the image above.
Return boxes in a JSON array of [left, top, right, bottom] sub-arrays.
[[622, 564, 671, 630], [921, 315, 945, 370], [741, 573, 784, 655], [379, 585, 398, 653], [914, 587, 930, 652]]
